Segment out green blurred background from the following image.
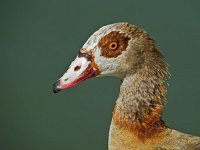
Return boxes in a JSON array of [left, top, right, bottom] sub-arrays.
[[0, 0, 200, 149]]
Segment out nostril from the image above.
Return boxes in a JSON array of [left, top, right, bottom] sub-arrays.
[[74, 66, 81, 71]]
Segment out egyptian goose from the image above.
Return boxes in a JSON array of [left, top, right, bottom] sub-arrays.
[[52, 23, 200, 150]]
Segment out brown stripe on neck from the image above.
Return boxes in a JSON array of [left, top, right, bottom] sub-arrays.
[[113, 104, 165, 141]]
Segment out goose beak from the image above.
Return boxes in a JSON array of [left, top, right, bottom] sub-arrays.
[[52, 52, 99, 93]]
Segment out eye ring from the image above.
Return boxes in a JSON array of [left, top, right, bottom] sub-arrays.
[[108, 42, 118, 50]]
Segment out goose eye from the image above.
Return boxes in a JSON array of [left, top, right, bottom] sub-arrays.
[[108, 42, 118, 50]]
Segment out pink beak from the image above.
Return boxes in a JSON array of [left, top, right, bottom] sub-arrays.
[[52, 52, 98, 93]]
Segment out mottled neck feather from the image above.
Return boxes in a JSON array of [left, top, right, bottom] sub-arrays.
[[112, 36, 168, 141]]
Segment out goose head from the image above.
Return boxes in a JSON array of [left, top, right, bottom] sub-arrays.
[[52, 22, 151, 93]]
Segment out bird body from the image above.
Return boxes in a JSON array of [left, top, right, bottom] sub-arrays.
[[109, 122, 200, 150], [53, 23, 200, 149]]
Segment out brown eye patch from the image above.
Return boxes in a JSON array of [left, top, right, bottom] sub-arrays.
[[98, 31, 130, 58]]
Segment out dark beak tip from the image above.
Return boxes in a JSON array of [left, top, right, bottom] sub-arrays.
[[52, 80, 62, 93], [52, 88, 60, 93]]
